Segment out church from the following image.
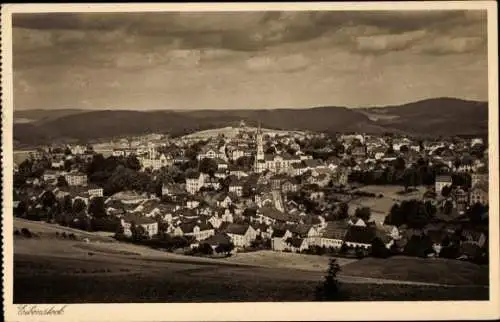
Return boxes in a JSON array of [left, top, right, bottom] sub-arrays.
[[253, 124, 301, 174]]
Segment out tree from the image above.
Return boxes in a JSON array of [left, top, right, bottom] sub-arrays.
[[199, 158, 218, 176], [56, 175, 69, 187], [371, 237, 391, 258], [40, 190, 57, 211], [61, 195, 73, 213], [335, 202, 349, 220], [354, 207, 371, 222], [88, 197, 106, 218], [125, 155, 141, 171], [443, 200, 453, 215], [394, 157, 406, 171], [215, 242, 234, 255], [131, 222, 148, 242], [315, 258, 342, 301], [441, 185, 452, 198], [198, 243, 214, 255], [72, 198, 87, 214]]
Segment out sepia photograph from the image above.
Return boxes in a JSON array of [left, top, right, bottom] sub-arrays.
[[2, 2, 499, 321]]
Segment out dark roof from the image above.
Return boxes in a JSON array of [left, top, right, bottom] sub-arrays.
[[322, 221, 349, 240], [224, 223, 250, 235], [202, 233, 232, 246], [122, 213, 157, 225], [287, 237, 304, 248], [179, 221, 213, 233], [344, 226, 376, 244], [271, 228, 289, 238], [288, 224, 313, 237], [304, 159, 323, 168], [259, 206, 288, 222], [186, 171, 201, 179]]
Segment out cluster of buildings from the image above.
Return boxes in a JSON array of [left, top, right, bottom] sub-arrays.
[[14, 124, 489, 258]]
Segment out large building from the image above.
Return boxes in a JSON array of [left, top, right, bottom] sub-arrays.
[[253, 124, 301, 174], [139, 146, 173, 170]]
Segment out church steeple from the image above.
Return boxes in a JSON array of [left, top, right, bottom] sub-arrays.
[[254, 120, 264, 173]]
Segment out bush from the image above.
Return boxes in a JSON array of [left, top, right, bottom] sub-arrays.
[[14, 229, 21, 236], [21, 228, 32, 238], [68, 233, 77, 240]]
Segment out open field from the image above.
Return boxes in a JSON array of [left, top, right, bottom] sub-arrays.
[[348, 185, 427, 223], [342, 256, 489, 286], [14, 218, 115, 242], [222, 250, 357, 272], [14, 252, 488, 303], [12, 219, 489, 302]]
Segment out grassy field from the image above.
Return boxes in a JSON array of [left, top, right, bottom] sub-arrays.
[[12, 219, 489, 303], [348, 185, 427, 223], [14, 253, 488, 303], [14, 218, 115, 242], [342, 256, 489, 286], [222, 250, 357, 272]]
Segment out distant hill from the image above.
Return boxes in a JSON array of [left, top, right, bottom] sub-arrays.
[[358, 98, 488, 137], [13, 98, 488, 147]]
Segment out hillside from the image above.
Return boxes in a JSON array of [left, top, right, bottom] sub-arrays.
[[13, 98, 488, 146], [359, 98, 488, 137]]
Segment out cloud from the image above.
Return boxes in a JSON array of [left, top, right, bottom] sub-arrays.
[[417, 36, 486, 55], [355, 30, 427, 54], [246, 53, 310, 73], [12, 10, 487, 53], [11, 10, 488, 110]]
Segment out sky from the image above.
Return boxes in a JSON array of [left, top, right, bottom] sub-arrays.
[[12, 10, 488, 110]]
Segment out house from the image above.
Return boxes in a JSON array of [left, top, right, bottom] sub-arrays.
[[228, 176, 244, 197], [252, 223, 274, 239], [120, 213, 158, 238], [471, 172, 488, 187], [64, 171, 88, 186], [215, 158, 229, 170], [197, 146, 226, 161], [186, 171, 204, 194], [51, 159, 65, 169], [202, 176, 221, 190], [320, 221, 348, 249], [348, 217, 367, 227], [257, 206, 297, 225], [87, 185, 104, 198], [43, 170, 63, 183], [174, 222, 215, 241], [162, 183, 185, 199], [286, 237, 309, 253], [224, 223, 258, 248], [288, 224, 321, 242], [343, 226, 376, 249], [271, 228, 293, 251], [469, 182, 488, 205], [435, 175, 452, 195], [200, 233, 233, 252], [214, 193, 232, 208]]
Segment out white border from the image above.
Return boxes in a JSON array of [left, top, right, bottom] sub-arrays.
[[2, 2, 499, 321]]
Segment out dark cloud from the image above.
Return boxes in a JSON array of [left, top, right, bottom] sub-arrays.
[[13, 10, 487, 53]]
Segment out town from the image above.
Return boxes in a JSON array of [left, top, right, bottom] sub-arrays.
[[13, 121, 489, 264]]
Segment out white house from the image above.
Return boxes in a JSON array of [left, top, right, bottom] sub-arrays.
[[224, 224, 258, 248]]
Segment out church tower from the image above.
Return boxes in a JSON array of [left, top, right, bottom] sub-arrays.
[[254, 122, 265, 172]]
